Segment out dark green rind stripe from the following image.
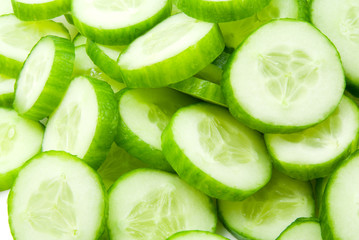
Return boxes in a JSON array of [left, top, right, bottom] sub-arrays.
[[276, 218, 320, 240], [0, 92, 14, 108]]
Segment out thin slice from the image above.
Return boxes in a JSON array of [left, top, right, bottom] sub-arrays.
[[276, 218, 322, 240], [167, 230, 229, 240], [0, 74, 15, 107], [118, 13, 225, 88], [222, 19, 345, 133], [162, 103, 272, 200], [108, 168, 217, 240]]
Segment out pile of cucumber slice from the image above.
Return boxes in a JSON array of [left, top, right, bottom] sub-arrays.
[[1, 0, 359, 239]]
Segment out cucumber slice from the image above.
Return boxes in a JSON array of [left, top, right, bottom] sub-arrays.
[[276, 218, 322, 240], [8, 151, 106, 240], [0, 108, 43, 191], [73, 33, 87, 47], [14, 35, 75, 120], [219, 0, 309, 49], [311, 0, 359, 96], [218, 170, 315, 240], [97, 143, 149, 190], [265, 96, 359, 180], [162, 102, 272, 201], [222, 19, 345, 133], [173, 0, 271, 23], [0, 14, 70, 78], [42, 76, 118, 169], [11, 0, 71, 21], [195, 64, 222, 84], [0, 74, 15, 107], [108, 168, 217, 240], [167, 230, 229, 240], [52, 15, 78, 40], [72, 0, 171, 45], [86, 39, 125, 82], [169, 77, 227, 107], [118, 13, 225, 88], [0, 0, 13, 15], [320, 150, 359, 240], [115, 88, 197, 171], [314, 177, 328, 217]]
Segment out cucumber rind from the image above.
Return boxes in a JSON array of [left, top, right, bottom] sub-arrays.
[[276, 217, 322, 240], [14, 35, 75, 120], [167, 230, 229, 240]]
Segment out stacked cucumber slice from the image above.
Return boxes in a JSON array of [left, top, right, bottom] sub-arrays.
[[2, 1, 359, 240]]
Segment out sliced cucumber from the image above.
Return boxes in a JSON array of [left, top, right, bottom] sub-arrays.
[[72, 0, 171, 45], [169, 77, 227, 107], [167, 230, 229, 240], [0, 14, 70, 78], [12, 0, 71, 21], [0, 108, 43, 191], [162, 102, 272, 200], [115, 88, 197, 171], [118, 13, 225, 88], [320, 150, 359, 240], [52, 15, 78, 40], [314, 177, 329, 217], [218, 170, 315, 240], [311, 0, 359, 96], [195, 64, 222, 84], [0, 0, 13, 15], [14, 35, 75, 120], [276, 218, 322, 240], [222, 19, 345, 133], [219, 0, 309, 49], [0, 74, 15, 107], [42, 76, 118, 169], [8, 151, 106, 240], [173, 0, 271, 23], [108, 168, 217, 240], [265, 96, 359, 180]]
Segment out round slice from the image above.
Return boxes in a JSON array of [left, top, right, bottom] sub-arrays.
[[265, 96, 359, 180], [8, 151, 106, 240], [173, 0, 271, 23], [12, 0, 71, 21], [72, 0, 171, 45], [118, 13, 225, 88], [14, 35, 75, 120], [276, 218, 322, 240], [218, 170, 315, 240], [0, 108, 43, 191], [311, 0, 359, 96], [42, 76, 118, 169], [222, 19, 345, 133], [162, 102, 272, 201], [167, 230, 229, 240], [0, 14, 70, 78], [108, 168, 217, 240], [115, 88, 197, 171], [0, 74, 15, 107], [320, 150, 359, 240]]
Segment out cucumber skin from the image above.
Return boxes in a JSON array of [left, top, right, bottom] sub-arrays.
[[173, 0, 271, 23], [86, 39, 124, 82], [0, 92, 14, 108], [72, 0, 171, 45], [119, 23, 225, 88], [0, 54, 22, 78], [7, 150, 108, 240], [275, 217, 320, 240], [11, 0, 71, 21], [114, 89, 173, 172], [167, 230, 229, 240]]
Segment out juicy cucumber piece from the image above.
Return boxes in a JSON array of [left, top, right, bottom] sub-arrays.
[[222, 19, 345, 133], [167, 230, 229, 240], [0, 108, 43, 191], [265, 96, 359, 180], [218, 170, 315, 240], [162, 103, 272, 201], [311, 0, 359, 96], [173, 0, 271, 23], [118, 13, 225, 88], [42, 76, 118, 169], [0, 14, 70, 78], [72, 0, 171, 45], [276, 218, 322, 240], [219, 0, 309, 49], [0, 74, 15, 107], [14, 35, 75, 120], [115, 88, 197, 171], [0, 0, 13, 15], [8, 151, 106, 240], [108, 168, 217, 240], [11, 0, 71, 21], [320, 150, 359, 240]]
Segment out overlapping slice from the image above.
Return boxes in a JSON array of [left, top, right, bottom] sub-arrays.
[[118, 13, 225, 88], [0, 74, 15, 107], [162, 102, 272, 200], [276, 218, 322, 240], [222, 19, 345, 133], [167, 230, 229, 240]]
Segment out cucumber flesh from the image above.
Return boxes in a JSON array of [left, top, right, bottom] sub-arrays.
[[0, 74, 15, 107], [276, 218, 322, 240], [168, 230, 229, 240]]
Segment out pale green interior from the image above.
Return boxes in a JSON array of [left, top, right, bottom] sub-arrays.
[[0, 74, 15, 95], [278, 221, 322, 240]]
